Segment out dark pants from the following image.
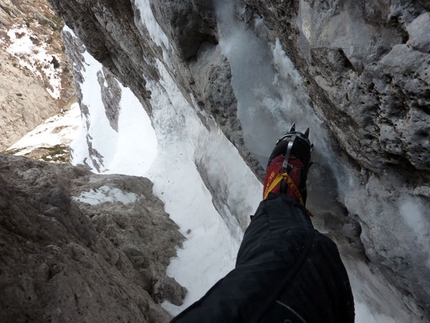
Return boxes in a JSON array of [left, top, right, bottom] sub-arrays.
[[172, 195, 355, 323]]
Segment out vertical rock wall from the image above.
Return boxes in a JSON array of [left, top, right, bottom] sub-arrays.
[[245, 0, 430, 174], [0, 0, 76, 150]]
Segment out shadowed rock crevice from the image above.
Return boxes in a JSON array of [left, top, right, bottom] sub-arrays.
[[149, 0, 218, 60], [98, 67, 122, 132]]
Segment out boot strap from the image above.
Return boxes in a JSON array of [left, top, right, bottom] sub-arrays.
[[263, 173, 313, 218]]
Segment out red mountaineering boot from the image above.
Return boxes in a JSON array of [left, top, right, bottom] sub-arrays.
[[263, 123, 313, 207]]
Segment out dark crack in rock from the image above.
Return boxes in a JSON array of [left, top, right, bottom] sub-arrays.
[[97, 67, 121, 132]]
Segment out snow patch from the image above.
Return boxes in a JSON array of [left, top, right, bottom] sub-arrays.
[[1, 25, 62, 99], [134, 0, 171, 63], [69, 35, 261, 315], [144, 59, 261, 315], [399, 196, 430, 268], [73, 185, 140, 205], [68, 27, 157, 175], [7, 103, 81, 154]]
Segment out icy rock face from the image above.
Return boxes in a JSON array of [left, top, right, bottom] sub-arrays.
[[149, 0, 218, 60], [244, 0, 430, 173], [0, 153, 184, 322], [47, 0, 430, 319]]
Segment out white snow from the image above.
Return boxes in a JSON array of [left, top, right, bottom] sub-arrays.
[[342, 255, 418, 323], [133, 0, 171, 64], [1, 25, 63, 99], [399, 197, 430, 268], [68, 30, 158, 175], [7, 103, 81, 155], [143, 60, 261, 314], [73, 185, 140, 205]]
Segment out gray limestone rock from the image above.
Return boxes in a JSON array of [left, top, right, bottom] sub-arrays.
[[153, 275, 187, 306], [0, 153, 184, 322], [149, 0, 218, 60], [245, 0, 430, 174], [48, 0, 156, 112], [0, 0, 76, 151], [97, 67, 122, 132]]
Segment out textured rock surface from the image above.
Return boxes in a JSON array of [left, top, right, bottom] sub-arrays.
[[46, 0, 430, 320], [0, 153, 184, 322], [149, 0, 218, 60], [0, 0, 75, 150], [48, 0, 155, 110], [244, 0, 430, 174], [98, 67, 122, 132]]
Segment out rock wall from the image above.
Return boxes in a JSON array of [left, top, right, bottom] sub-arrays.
[[0, 0, 76, 151], [245, 0, 430, 174], [0, 153, 184, 322], [46, 0, 430, 320]]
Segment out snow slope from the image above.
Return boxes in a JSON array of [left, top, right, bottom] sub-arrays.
[[67, 30, 262, 315], [7, 103, 80, 155]]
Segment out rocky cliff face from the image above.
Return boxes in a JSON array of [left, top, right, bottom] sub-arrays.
[[0, 0, 75, 151], [245, 0, 430, 174], [46, 0, 430, 320], [0, 153, 184, 322]]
